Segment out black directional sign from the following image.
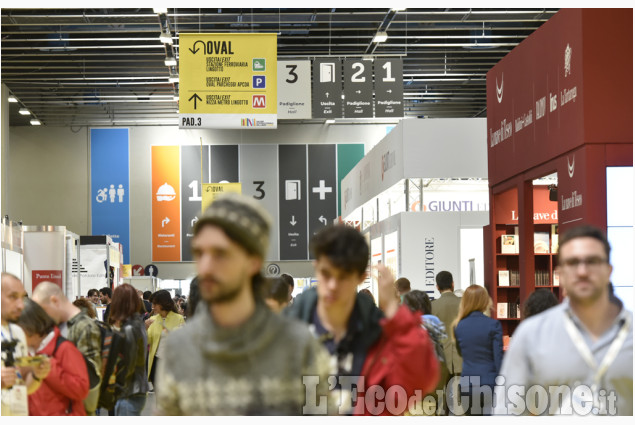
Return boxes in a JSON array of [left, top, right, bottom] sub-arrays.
[[210, 145, 239, 183], [278, 145, 308, 260], [374, 58, 404, 117], [181, 145, 210, 261], [343, 59, 373, 118], [312, 58, 343, 118], [308, 145, 337, 259]]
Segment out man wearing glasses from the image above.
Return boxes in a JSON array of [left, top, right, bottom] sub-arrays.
[[494, 225, 632, 416]]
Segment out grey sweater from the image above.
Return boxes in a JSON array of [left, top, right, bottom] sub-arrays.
[[156, 300, 332, 415]]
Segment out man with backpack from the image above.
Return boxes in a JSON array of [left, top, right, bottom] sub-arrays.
[[32, 281, 102, 415]]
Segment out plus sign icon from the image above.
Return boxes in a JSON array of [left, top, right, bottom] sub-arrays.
[[307, 145, 337, 258]]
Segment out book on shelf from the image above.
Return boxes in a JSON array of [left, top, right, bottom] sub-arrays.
[[501, 234, 518, 254], [551, 224, 559, 253], [509, 270, 520, 286], [534, 269, 550, 286], [534, 232, 550, 253], [497, 303, 508, 319], [553, 270, 560, 286], [498, 270, 510, 286]]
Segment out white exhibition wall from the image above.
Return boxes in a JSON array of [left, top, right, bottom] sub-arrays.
[[399, 211, 489, 297], [5, 123, 392, 279]]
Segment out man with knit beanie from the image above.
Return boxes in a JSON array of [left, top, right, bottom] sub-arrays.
[[156, 193, 331, 415]]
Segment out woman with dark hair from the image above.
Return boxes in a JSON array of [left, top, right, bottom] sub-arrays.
[[108, 283, 149, 415], [18, 299, 89, 416], [146, 290, 184, 387], [185, 277, 201, 319], [522, 289, 559, 320], [452, 285, 503, 415]]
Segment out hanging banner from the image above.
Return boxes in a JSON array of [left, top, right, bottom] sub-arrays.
[[152, 146, 181, 262], [312, 58, 343, 118], [343, 59, 373, 118], [179, 33, 277, 129], [278, 145, 308, 260], [202, 183, 242, 212], [278, 60, 312, 119], [374, 59, 404, 117], [308, 145, 337, 259], [90, 128, 130, 264]]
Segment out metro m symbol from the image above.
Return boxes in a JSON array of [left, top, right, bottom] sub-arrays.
[[252, 95, 266, 108]]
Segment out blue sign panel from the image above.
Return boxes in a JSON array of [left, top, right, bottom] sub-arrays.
[[90, 128, 130, 263]]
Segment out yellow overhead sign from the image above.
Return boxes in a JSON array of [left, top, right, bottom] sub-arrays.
[[201, 183, 242, 212], [179, 33, 277, 129]]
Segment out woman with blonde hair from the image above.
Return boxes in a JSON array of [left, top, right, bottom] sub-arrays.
[[452, 285, 502, 415]]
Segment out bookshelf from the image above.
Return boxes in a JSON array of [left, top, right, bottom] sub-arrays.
[[485, 185, 559, 341]]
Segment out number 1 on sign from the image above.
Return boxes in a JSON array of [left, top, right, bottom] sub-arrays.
[[382, 62, 395, 82], [188, 180, 202, 201]]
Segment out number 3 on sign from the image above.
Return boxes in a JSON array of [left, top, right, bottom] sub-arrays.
[[253, 181, 265, 200]]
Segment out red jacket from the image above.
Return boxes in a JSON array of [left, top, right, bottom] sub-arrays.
[[28, 326, 89, 416], [353, 305, 440, 415]]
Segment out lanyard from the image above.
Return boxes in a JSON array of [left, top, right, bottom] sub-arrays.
[[563, 310, 630, 387], [1, 325, 15, 342]]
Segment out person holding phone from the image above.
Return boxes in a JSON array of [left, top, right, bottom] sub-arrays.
[[17, 298, 89, 416]]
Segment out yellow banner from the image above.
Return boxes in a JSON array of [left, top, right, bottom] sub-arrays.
[[122, 264, 132, 278], [202, 183, 242, 212], [179, 33, 277, 128]]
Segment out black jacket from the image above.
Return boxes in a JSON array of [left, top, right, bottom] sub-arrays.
[[117, 314, 149, 398], [284, 287, 384, 378]]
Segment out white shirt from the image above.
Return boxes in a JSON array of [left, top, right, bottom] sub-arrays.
[[1, 323, 30, 416]]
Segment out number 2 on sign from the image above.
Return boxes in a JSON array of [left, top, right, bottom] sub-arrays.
[[188, 180, 202, 201]]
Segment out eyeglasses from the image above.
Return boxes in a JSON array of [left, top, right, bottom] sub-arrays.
[[559, 256, 608, 270]]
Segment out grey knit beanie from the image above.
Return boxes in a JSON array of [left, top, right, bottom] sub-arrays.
[[193, 192, 271, 259]]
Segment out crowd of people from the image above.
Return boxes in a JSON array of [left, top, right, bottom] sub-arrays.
[[1, 192, 632, 416]]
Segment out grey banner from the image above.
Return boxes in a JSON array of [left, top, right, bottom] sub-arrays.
[[278, 145, 308, 260], [210, 145, 239, 183], [239, 144, 280, 261], [308, 145, 337, 259], [343, 59, 373, 118], [181, 145, 210, 261], [374, 58, 404, 117], [312, 58, 343, 118]]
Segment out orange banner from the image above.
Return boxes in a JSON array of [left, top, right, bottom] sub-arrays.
[[152, 146, 181, 261]]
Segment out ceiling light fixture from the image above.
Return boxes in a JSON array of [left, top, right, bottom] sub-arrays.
[[173, 95, 179, 101], [159, 31, 173, 44], [169, 75, 179, 83], [30, 119, 41, 125], [164, 56, 177, 66], [19, 108, 31, 115], [8, 95, 18, 103], [153, 8, 168, 14], [373, 31, 388, 43]]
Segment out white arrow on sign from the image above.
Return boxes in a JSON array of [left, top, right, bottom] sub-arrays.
[[325, 92, 330, 98], [162, 217, 170, 227], [355, 90, 361, 94], [319, 216, 327, 225], [290, 216, 297, 226], [191, 216, 199, 227], [387, 89, 392, 93]]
